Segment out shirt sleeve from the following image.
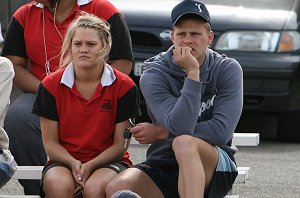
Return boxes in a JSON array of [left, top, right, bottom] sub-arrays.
[[32, 83, 59, 121], [194, 60, 243, 145], [107, 13, 133, 61], [116, 85, 140, 123], [1, 17, 27, 58]]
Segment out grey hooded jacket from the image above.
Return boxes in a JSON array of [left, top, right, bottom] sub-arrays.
[[140, 46, 243, 165]]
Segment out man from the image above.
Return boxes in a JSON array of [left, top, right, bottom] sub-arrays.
[[106, 0, 243, 197]]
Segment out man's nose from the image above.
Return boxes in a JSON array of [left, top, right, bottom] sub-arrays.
[[183, 35, 193, 44]]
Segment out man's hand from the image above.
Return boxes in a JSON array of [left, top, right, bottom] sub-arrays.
[[130, 123, 169, 144], [173, 46, 199, 71], [173, 46, 200, 81]]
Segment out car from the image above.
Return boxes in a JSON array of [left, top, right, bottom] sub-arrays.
[[109, 0, 300, 142], [2, 0, 300, 142]]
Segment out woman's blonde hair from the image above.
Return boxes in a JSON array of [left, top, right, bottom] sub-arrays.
[[59, 12, 112, 68]]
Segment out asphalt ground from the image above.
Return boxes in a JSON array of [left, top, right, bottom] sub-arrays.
[[1, 141, 300, 197]]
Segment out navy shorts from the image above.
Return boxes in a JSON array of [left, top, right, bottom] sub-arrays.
[[133, 146, 238, 198]]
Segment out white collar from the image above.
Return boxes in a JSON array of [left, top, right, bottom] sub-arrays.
[[34, 0, 92, 8], [61, 63, 116, 88]]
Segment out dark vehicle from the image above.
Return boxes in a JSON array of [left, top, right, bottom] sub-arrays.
[[1, 0, 300, 141], [109, 0, 300, 142]]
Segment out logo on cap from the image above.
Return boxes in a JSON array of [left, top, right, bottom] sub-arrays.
[[195, 3, 202, 13]]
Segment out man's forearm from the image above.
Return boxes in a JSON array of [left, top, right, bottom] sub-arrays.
[[12, 64, 40, 93], [108, 59, 132, 75]]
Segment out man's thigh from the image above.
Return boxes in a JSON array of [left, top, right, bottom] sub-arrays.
[[109, 166, 164, 198]]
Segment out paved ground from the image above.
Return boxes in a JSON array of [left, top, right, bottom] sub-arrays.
[[1, 141, 300, 197], [233, 141, 300, 197]]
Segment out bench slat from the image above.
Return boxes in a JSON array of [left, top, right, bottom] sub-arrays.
[[237, 166, 250, 180], [130, 133, 260, 147], [12, 166, 43, 180], [233, 133, 260, 146], [12, 166, 249, 183], [8, 133, 258, 197]]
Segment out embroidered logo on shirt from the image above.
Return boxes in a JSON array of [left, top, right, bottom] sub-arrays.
[[100, 99, 113, 112]]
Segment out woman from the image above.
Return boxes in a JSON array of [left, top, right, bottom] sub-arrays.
[[2, 0, 133, 194], [32, 14, 139, 197]]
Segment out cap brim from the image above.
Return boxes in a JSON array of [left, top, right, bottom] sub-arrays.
[[173, 12, 210, 25]]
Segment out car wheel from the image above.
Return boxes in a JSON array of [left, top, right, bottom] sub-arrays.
[[277, 111, 300, 142]]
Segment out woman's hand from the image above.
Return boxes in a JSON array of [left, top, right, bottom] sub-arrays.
[[70, 159, 84, 194], [78, 162, 94, 185]]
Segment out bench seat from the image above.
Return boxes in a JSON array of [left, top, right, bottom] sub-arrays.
[[12, 166, 250, 184], [3, 133, 259, 197]]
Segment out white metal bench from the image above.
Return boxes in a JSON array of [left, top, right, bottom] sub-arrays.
[[2, 132, 259, 197], [11, 166, 251, 182], [232, 133, 260, 146]]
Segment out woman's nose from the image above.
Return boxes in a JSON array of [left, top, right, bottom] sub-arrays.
[[80, 45, 88, 52]]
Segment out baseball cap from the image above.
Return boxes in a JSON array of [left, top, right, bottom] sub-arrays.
[[171, 0, 211, 26]]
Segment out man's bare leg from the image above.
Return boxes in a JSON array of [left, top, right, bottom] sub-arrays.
[[106, 167, 164, 198], [172, 135, 218, 198]]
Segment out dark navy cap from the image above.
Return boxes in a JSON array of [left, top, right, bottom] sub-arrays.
[[171, 0, 211, 25]]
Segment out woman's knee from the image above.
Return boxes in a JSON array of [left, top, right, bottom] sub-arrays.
[[83, 178, 108, 197], [43, 174, 74, 196]]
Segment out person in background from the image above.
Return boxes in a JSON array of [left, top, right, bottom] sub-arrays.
[[111, 190, 141, 198], [2, 0, 133, 194], [106, 0, 243, 197], [0, 23, 17, 188], [32, 13, 139, 197]]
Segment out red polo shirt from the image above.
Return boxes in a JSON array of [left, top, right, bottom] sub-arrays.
[[32, 63, 139, 165], [2, 0, 133, 81]]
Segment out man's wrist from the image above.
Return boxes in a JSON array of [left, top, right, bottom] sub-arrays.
[[157, 125, 169, 140], [186, 69, 200, 81]]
